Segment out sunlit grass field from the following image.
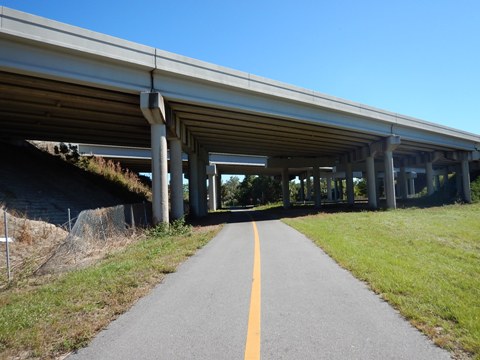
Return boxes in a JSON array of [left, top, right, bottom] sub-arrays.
[[284, 203, 480, 359]]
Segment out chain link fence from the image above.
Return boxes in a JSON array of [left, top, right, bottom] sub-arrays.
[[36, 202, 152, 274]]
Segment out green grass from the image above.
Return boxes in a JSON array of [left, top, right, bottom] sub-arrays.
[[0, 226, 220, 359], [284, 203, 480, 359]]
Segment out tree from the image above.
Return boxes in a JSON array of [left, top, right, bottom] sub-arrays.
[[354, 178, 367, 198], [236, 175, 282, 206], [221, 176, 240, 207]]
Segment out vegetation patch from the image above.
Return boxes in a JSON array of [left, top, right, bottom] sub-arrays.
[[0, 224, 220, 359], [284, 203, 480, 359]]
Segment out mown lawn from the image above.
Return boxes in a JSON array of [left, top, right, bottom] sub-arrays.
[[0, 226, 220, 360], [284, 203, 480, 359]]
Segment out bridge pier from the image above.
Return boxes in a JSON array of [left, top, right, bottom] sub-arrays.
[[326, 174, 332, 201], [198, 152, 208, 216], [461, 158, 472, 203], [140, 92, 169, 225], [399, 165, 408, 200], [169, 138, 184, 220], [366, 155, 377, 209], [346, 162, 354, 205], [306, 170, 312, 201], [282, 168, 290, 209], [207, 164, 217, 211], [426, 161, 434, 195], [188, 152, 200, 218], [312, 166, 321, 208], [299, 175, 305, 202], [216, 171, 222, 209]]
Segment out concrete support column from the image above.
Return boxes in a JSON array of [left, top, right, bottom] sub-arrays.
[[198, 155, 208, 216], [299, 176, 305, 202], [333, 178, 338, 201], [338, 180, 344, 201], [426, 161, 434, 196], [281, 168, 290, 209], [141, 92, 169, 225], [366, 156, 377, 209], [306, 170, 312, 201], [408, 177, 416, 197], [461, 159, 472, 203], [207, 165, 217, 211], [455, 165, 462, 196], [384, 150, 396, 209], [312, 166, 321, 208], [216, 173, 222, 209], [399, 166, 408, 200], [346, 162, 354, 205], [443, 167, 449, 191], [326, 174, 332, 201], [188, 152, 200, 218], [150, 124, 169, 224], [169, 138, 184, 220]]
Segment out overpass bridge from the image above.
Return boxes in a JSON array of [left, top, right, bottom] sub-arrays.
[[1, 7, 479, 223]]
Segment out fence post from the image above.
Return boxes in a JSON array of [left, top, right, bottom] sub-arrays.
[[143, 201, 148, 226], [130, 204, 135, 230], [67, 208, 72, 232], [4, 209, 11, 282]]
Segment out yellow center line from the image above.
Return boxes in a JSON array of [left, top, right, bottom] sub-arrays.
[[244, 220, 261, 360]]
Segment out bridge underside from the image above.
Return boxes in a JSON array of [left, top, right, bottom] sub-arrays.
[[1, 7, 479, 223]]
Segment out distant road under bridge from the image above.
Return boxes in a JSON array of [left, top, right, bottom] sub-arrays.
[[1, 7, 479, 223]]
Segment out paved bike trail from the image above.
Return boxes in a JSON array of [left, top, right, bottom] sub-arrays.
[[69, 210, 450, 359]]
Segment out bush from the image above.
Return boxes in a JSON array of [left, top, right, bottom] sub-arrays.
[[471, 176, 480, 202], [147, 217, 192, 238]]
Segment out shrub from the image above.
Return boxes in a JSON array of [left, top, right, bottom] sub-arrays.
[[147, 217, 192, 238], [471, 176, 480, 202]]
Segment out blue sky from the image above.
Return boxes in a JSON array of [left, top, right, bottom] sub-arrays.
[[3, 0, 479, 135]]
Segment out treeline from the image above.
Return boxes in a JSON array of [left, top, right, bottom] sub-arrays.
[[221, 175, 282, 206]]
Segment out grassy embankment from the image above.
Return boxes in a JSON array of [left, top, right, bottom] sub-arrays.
[[0, 225, 220, 359], [284, 203, 480, 359]]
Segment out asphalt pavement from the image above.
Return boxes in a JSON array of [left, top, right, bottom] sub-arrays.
[[69, 210, 451, 359]]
